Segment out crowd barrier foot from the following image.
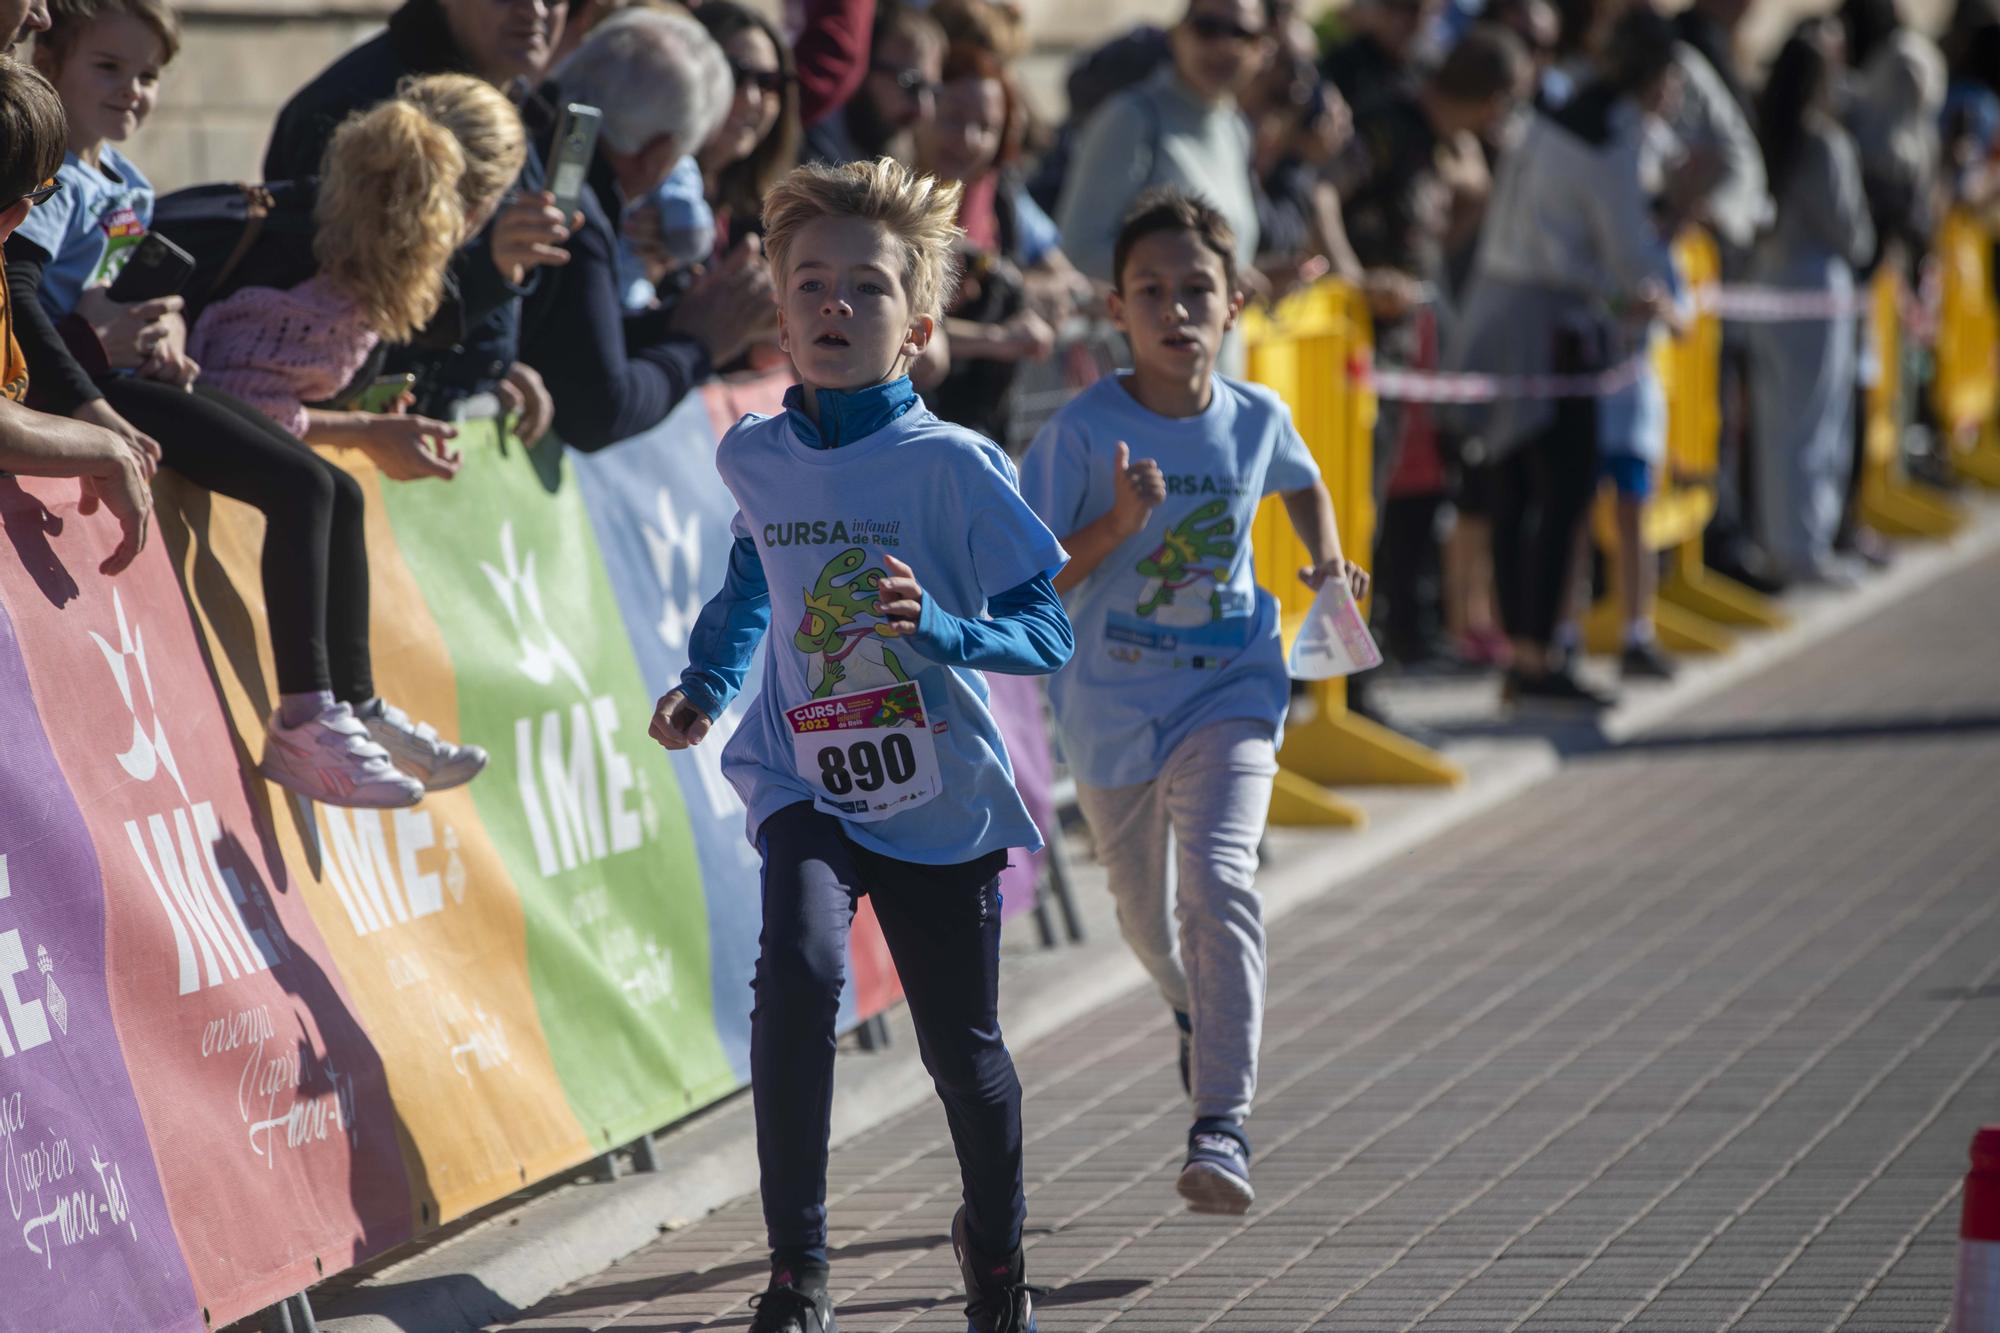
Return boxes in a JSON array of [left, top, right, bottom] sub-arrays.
[[261, 1291, 318, 1333], [1658, 551, 1788, 630], [1280, 707, 1465, 789], [1954, 429, 2000, 490], [1862, 474, 1969, 538], [1585, 596, 1734, 657], [1268, 768, 1367, 828]]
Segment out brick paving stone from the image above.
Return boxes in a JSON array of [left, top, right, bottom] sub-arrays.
[[488, 553, 2000, 1330]]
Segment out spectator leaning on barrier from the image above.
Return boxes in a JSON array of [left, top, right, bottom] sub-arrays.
[[1056, 0, 1266, 372], [917, 41, 1069, 446], [1747, 21, 1877, 588], [515, 8, 775, 450], [1338, 22, 1524, 672], [1447, 4, 1685, 710], [694, 0, 801, 245], [802, 1, 943, 167], [0, 54, 150, 575], [649, 157, 1071, 1333], [264, 0, 572, 429]]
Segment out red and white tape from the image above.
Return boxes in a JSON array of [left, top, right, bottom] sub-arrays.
[[1699, 284, 1866, 322], [1366, 354, 1649, 405], [1365, 280, 1909, 403]]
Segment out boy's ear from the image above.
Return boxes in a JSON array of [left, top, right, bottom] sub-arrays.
[[901, 312, 934, 359], [1223, 284, 1246, 332], [0, 199, 30, 245], [775, 303, 790, 354], [1105, 286, 1127, 333]]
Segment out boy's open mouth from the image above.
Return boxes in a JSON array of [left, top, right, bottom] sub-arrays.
[[815, 332, 851, 348], [1162, 333, 1201, 349]]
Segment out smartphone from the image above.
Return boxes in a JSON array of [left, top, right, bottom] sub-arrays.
[[105, 232, 196, 304], [547, 102, 603, 221], [354, 372, 416, 414]]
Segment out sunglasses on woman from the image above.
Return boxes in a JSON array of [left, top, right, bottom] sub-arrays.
[[730, 62, 789, 95], [1186, 13, 1264, 42]]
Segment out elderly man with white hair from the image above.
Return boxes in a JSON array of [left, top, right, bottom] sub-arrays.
[[518, 7, 778, 450]]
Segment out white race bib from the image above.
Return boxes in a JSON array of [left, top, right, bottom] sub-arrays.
[[785, 681, 942, 822]]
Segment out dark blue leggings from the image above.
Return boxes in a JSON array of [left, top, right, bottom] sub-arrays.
[[752, 801, 1024, 1269]]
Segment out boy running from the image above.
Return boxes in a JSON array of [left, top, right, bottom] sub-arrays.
[[1020, 190, 1368, 1215], [648, 157, 1070, 1333]]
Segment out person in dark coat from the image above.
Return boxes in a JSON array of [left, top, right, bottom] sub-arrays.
[[516, 9, 777, 450], [265, 0, 574, 424]]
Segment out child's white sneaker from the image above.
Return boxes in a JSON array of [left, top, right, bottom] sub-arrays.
[[262, 702, 425, 808], [356, 698, 488, 790]]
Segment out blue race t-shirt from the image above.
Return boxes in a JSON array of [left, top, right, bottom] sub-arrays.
[[715, 402, 1067, 865], [15, 146, 153, 320], [1020, 372, 1320, 788]]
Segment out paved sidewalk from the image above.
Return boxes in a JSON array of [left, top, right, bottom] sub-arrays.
[[490, 551, 2000, 1333]]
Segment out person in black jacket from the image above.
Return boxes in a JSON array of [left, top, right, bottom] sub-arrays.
[[517, 8, 776, 450], [264, 0, 573, 426]]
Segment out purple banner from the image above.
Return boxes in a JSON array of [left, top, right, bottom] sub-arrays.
[[0, 599, 199, 1332]]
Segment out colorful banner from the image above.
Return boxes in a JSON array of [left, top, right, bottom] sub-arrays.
[[0, 376, 1051, 1330], [0, 589, 197, 1333]]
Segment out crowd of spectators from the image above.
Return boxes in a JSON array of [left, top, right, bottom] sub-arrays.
[[3, 0, 2000, 784]]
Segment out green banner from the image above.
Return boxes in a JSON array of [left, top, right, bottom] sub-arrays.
[[380, 426, 734, 1148]]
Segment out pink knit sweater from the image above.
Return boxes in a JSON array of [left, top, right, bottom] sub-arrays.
[[189, 274, 379, 440]]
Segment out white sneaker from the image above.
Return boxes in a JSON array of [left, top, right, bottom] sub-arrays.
[[262, 703, 426, 808], [359, 699, 488, 790]]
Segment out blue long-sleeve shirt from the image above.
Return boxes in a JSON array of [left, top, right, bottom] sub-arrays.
[[678, 539, 1068, 720], [676, 378, 1072, 719]]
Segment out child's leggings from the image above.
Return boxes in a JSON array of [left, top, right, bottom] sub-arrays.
[[1073, 718, 1277, 1124], [103, 377, 374, 702], [752, 801, 1024, 1269]]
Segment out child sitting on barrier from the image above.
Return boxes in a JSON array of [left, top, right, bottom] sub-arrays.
[[648, 157, 1071, 1333], [1019, 189, 1368, 1215], [3, 0, 511, 806]]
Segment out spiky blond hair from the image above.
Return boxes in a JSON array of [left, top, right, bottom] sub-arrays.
[[761, 157, 964, 322]]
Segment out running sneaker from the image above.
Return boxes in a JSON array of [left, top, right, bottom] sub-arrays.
[[747, 1276, 837, 1333], [1177, 1122, 1254, 1216], [1175, 1010, 1193, 1099], [952, 1206, 1040, 1333], [261, 703, 425, 808], [357, 698, 488, 790]]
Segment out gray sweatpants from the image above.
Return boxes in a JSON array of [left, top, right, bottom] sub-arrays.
[[1073, 718, 1278, 1124]]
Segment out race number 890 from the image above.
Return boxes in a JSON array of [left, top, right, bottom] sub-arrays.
[[815, 734, 919, 795]]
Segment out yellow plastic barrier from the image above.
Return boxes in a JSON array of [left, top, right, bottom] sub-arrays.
[[1585, 230, 1784, 657], [1860, 264, 1966, 537], [1241, 280, 1462, 830], [1933, 209, 2000, 487]]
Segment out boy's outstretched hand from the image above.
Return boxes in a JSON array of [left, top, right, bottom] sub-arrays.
[[875, 554, 925, 637], [649, 689, 712, 750], [1301, 557, 1370, 602], [1110, 440, 1166, 537]]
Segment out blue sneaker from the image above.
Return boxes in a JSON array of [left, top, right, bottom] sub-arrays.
[[951, 1206, 1039, 1332], [1177, 1121, 1254, 1215]]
